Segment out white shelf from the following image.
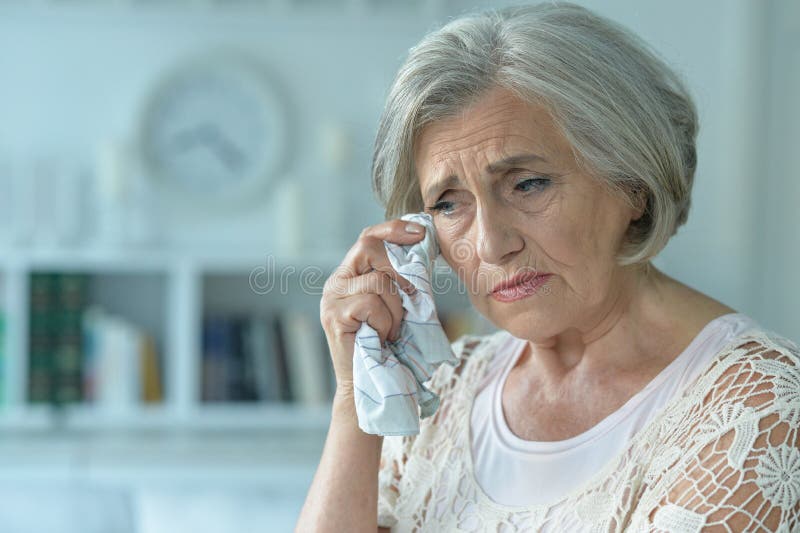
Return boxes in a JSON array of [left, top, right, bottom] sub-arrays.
[[1, 247, 344, 273], [0, 402, 332, 432], [0, 246, 346, 433]]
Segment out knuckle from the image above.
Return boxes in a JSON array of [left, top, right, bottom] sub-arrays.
[[375, 261, 396, 277], [350, 239, 367, 256], [374, 271, 395, 294], [319, 312, 333, 331], [329, 324, 347, 341], [336, 263, 357, 280], [358, 227, 378, 243]]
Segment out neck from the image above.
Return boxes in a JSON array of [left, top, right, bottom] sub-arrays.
[[520, 262, 678, 381]]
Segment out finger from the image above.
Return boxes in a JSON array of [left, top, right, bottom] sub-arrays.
[[366, 252, 418, 296], [336, 271, 406, 340], [326, 270, 405, 340], [341, 219, 427, 275], [342, 293, 395, 345], [331, 245, 421, 298], [360, 218, 426, 243]]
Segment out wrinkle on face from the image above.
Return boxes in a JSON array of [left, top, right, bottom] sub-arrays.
[[413, 86, 641, 362]]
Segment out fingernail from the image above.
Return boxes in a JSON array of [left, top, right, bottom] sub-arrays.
[[405, 223, 422, 234]]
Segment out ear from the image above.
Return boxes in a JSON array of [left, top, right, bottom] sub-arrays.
[[630, 187, 647, 222]]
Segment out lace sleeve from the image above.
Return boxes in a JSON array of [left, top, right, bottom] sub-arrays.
[[377, 430, 414, 528], [639, 336, 800, 532], [376, 333, 485, 529]]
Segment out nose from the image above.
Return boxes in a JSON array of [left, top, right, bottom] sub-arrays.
[[474, 199, 523, 265]]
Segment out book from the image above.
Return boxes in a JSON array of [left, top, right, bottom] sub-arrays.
[[28, 273, 56, 403], [81, 306, 102, 402], [82, 306, 163, 409], [280, 310, 330, 406], [227, 317, 258, 402], [53, 273, 87, 404], [84, 310, 142, 412], [200, 311, 335, 405], [272, 313, 293, 402], [28, 272, 88, 405], [246, 315, 282, 403], [140, 334, 163, 404], [201, 316, 233, 402]]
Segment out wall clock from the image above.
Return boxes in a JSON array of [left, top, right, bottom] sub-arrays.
[[136, 51, 288, 209]]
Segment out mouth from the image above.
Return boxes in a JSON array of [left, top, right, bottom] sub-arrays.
[[490, 271, 552, 302]]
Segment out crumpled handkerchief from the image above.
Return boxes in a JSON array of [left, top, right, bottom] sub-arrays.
[[352, 212, 459, 436]]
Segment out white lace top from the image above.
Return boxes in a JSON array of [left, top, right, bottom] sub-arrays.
[[471, 313, 757, 510], [377, 323, 800, 532]]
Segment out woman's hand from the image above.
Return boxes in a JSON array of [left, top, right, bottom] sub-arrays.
[[320, 219, 426, 395]]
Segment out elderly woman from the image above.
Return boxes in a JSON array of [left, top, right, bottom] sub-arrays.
[[298, 3, 800, 532]]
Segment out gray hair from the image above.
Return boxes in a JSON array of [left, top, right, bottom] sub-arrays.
[[371, 2, 698, 265]]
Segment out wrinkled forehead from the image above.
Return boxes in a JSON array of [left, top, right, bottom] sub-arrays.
[[412, 89, 572, 189]]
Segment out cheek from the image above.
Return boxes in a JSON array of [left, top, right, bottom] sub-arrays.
[[527, 216, 606, 299], [437, 230, 479, 282], [530, 217, 584, 266], [534, 201, 612, 268], [561, 225, 627, 303]]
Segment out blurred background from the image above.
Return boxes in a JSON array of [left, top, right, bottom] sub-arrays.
[[0, 0, 797, 531]]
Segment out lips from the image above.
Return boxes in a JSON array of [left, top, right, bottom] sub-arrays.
[[490, 272, 552, 303]]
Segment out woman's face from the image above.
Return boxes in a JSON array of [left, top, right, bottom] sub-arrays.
[[414, 87, 643, 341]]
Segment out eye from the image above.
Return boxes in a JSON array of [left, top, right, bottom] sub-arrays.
[[425, 199, 455, 216], [514, 176, 551, 192]]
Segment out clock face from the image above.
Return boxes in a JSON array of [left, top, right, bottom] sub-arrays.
[[138, 56, 287, 206]]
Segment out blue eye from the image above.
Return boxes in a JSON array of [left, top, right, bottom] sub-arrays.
[[515, 177, 550, 192], [426, 200, 455, 215]]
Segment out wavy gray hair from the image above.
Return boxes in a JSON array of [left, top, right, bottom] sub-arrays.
[[371, 2, 698, 266]]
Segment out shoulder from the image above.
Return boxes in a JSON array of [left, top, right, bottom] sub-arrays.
[[632, 326, 800, 531], [698, 325, 799, 400], [648, 324, 800, 458], [672, 324, 799, 429], [640, 324, 800, 457], [725, 326, 800, 417]]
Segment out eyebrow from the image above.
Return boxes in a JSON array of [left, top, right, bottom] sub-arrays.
[[423, 153, 547, 201]]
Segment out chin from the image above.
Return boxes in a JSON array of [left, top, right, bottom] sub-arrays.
[[482, 300, 550, 338], [509, 314, 547, 340]]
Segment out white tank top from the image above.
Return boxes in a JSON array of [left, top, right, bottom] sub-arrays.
[[469, 312, 758, 507]]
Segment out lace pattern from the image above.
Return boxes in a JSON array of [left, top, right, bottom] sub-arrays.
[[377, 327, 800, 532]]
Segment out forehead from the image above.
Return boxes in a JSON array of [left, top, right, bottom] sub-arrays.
[[413, 88, 569, 178]]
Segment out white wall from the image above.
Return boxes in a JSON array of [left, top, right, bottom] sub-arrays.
[[3, 0, 795, 341], [0, 5, 438, 253], [757, 0, 800, 342]]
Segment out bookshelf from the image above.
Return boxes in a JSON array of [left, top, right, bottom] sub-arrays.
[[0, 248, 489, 433]]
